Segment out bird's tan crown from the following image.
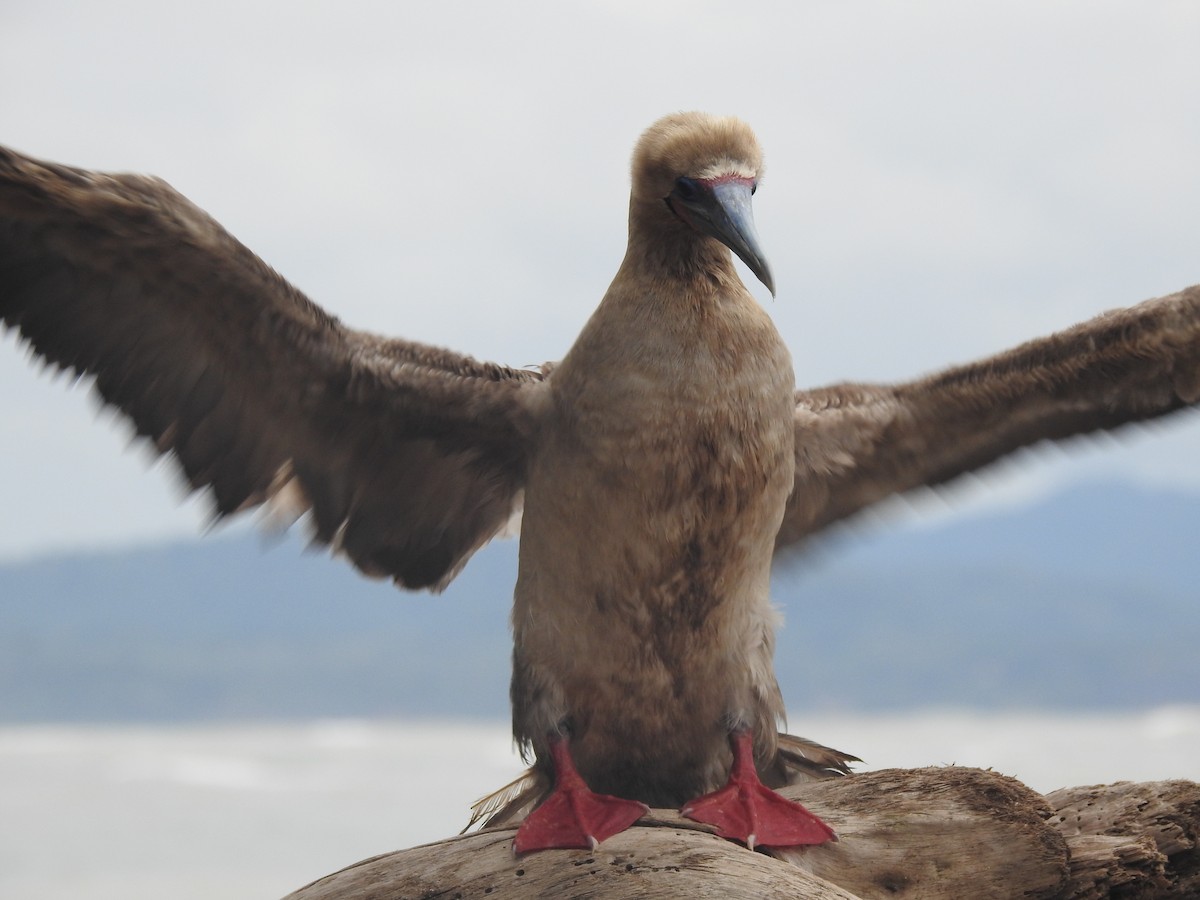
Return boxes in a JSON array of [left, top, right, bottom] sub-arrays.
[[630, 112, 763, 203]]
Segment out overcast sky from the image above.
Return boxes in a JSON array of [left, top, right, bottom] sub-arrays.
[[2, 0, 1199, 562]]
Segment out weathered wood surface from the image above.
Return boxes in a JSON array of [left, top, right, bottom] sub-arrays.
[[283, 767, 1200, 900], [1047, 780, 1200, 899], [771, 767, 1068, 898]]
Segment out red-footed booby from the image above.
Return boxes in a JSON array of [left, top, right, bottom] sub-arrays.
[[3, 112, 1200, 853]]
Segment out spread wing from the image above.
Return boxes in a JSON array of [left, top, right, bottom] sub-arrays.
[[777, 285, 1200, 548], [0, 145, 549, 590]]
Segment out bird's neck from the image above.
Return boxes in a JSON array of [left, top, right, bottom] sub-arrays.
[[623, 206, 743, 301]]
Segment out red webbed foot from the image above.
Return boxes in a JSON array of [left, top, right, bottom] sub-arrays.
[[513, 736, 649, 853], [681, 729, 837, 850]]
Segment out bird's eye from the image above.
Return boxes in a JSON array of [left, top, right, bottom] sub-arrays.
[[673, 177, 701, 202], [751, 182, 757, 195]]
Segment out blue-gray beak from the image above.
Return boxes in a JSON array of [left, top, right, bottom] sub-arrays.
[[668, 177, 775, 296]]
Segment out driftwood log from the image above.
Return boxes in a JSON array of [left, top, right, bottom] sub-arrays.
[[285, 769, 1199, 900]]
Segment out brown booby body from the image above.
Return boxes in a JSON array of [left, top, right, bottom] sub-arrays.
[[3, 113, 1200, 852], [506, 115, 835, 849]]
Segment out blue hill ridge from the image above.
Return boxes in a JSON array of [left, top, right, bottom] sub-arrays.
[[1, 480, 1196, 722]]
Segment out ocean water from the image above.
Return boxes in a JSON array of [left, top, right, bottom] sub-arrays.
[[3, 709, 1199, 899]]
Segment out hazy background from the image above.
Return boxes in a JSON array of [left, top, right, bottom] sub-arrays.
[[2, 2, 1200, 898]]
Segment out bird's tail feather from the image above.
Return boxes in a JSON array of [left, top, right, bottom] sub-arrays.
[[776, 731, 860, 783], [464, 768, 547, 831]]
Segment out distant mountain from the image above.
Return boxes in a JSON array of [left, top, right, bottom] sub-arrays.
[[0, 534, 515, 722], [775, 480, 1200, 710], [1, 480, 1196, 722]]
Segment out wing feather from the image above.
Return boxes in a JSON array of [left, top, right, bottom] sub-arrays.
[[0, 145, 548, 590], [778, 285, 1200, 547]]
